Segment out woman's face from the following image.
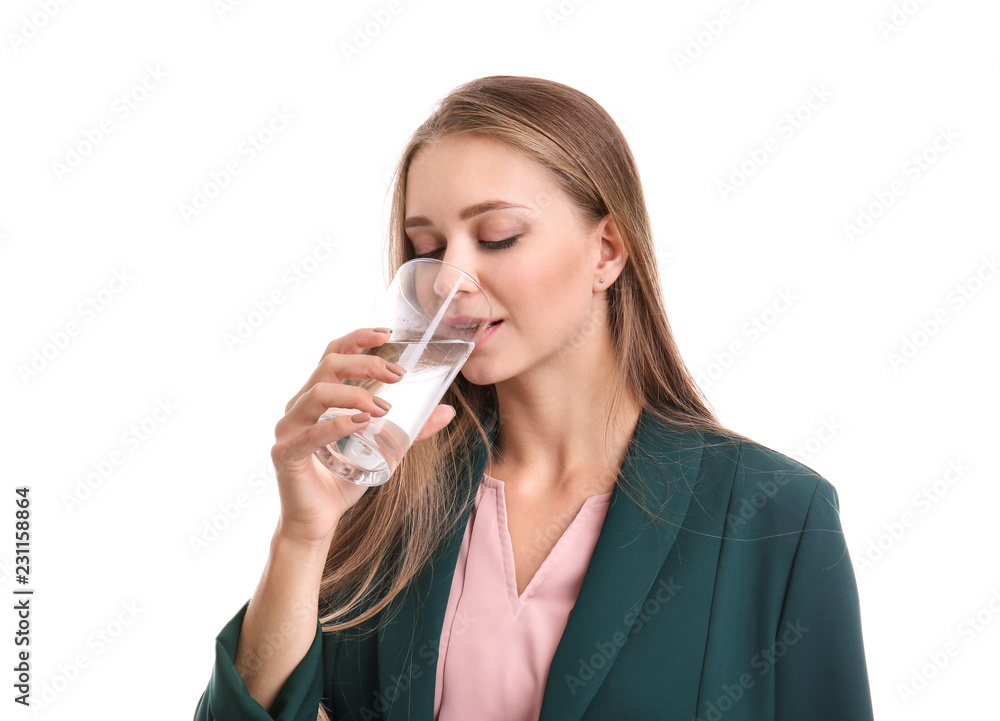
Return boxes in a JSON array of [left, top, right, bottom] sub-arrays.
[[403, 133, 608, 386]]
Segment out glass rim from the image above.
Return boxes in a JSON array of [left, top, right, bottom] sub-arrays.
[[398, 257, 492, 320]]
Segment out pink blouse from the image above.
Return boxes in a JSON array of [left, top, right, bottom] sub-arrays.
[[433, 473, 613, 721]]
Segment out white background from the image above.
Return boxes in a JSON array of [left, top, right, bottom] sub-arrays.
[[2, 0, 998, 719]]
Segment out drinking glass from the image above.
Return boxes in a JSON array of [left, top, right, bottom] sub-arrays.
[[314, 258, 493, 486]]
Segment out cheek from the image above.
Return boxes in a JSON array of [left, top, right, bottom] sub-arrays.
[[506, 257, 593, 333], [505, 259, 564, 316], [514, 236, 589, 292]]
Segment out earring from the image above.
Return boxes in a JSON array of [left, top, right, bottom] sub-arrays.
[[599, 278, 605, 284]]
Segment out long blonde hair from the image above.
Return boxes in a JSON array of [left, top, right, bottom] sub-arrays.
[[315, 74, 744, 716]]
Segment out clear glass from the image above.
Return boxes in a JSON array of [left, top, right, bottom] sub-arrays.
[[314, 259, 492, 486]]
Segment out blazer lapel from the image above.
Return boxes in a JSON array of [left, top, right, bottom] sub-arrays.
[[376, 411, 498, 720], [376, 407, 713, 721], [538, 409, 707, 721]]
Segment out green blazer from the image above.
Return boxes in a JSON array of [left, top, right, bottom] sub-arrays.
[[194, 408, 874, 720]]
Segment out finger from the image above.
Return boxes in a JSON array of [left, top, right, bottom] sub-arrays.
[[413, 404, 457, 444], [318, 327, 393, 363], [271, 410, 372, 469], [285, 341, 405, 415], [280, 383, 392, 434]]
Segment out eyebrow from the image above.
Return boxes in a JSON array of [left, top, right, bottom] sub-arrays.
[[403, 200, 530, 229]]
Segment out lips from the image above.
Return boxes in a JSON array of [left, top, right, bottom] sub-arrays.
[[476, 319, 502, 346], [443, 315, 489, 331]]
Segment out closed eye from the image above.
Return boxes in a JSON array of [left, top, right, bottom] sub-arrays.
[[414, 235, 520, 260]]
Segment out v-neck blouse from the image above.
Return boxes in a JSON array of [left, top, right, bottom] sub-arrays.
[[433, 473, 613, 721]]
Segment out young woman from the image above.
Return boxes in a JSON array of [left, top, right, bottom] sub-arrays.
[[193, 76, 874, 721]]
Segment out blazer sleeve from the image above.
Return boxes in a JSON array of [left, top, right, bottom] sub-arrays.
[[774, 479, 875, 721], [192, 600, 329, 721]]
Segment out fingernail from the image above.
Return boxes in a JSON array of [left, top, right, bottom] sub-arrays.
[[385, 362, 406, 376], [351, 412, 371, 423], [373, 327, 392, 334], [373, 397, 391, 412]]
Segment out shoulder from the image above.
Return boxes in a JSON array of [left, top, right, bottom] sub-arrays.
[[699, 429, 841, 537], [630, 412, 844, 538]]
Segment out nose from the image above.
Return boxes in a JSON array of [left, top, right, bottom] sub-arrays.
[[427, 252, 492, 328], [432, 251, 481, 301]]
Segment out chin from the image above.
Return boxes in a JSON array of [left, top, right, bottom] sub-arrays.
[[458, 362, 495, 386], [459, 352, 513, 386]]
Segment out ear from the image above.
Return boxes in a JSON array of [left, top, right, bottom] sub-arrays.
[[592, 214, 628, 292]]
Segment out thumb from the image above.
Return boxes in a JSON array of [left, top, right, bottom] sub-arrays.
[[413, 404, 457, 443]]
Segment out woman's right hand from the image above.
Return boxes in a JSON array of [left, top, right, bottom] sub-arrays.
[[269, 328, 457, 547]]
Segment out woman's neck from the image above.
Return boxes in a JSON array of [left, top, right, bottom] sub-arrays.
[[487, 365, 642, 499]]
